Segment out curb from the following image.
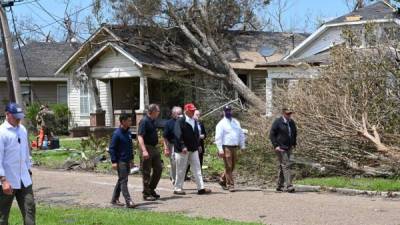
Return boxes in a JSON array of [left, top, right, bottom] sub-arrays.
[[294, 185, 400, 198]]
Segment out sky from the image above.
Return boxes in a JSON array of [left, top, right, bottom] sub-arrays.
[[7, 0, 373, 41]]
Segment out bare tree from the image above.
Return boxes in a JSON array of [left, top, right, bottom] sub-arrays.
[[268, 0, 293, 32]]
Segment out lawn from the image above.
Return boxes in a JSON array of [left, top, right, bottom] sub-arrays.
[[32, 150, 81, 169], [9, 206, 262, 225], [296, 177, 400, 192]]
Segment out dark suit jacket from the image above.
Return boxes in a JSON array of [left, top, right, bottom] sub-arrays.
[[269, 117, 297, 149], [198, 122, 206, 153], [174, 116, 200, 152]]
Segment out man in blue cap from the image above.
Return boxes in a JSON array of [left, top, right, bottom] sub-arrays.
[[0, 103, 36, 225]]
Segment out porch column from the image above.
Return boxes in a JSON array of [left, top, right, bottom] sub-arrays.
[[136, 75, 149, 130], [265, 78, 273, 117]]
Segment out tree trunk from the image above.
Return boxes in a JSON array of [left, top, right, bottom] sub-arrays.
[[90, 77, 103, 112]]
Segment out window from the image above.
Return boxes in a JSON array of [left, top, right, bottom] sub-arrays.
[[80, 85, 90, 116], [21, 84, 31, 106], [57, 84, 67, 104]]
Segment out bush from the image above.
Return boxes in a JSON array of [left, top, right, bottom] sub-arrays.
[[25, 103, 41, 132], [50, 103, 71, 135]]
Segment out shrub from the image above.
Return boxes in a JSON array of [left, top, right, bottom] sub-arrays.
[[25, 103, 41, 132], [50, 103, 71, 135]]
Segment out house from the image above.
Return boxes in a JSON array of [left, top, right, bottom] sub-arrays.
[[0, 42, 78, 111], [256, 1, 400, 115], [55, 24, 307, 128]]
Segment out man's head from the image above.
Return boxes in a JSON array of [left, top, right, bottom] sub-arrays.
[[147, 104, 160, 120], [223, 105, 232, 119], [171, 106, 183, 119], [5, 102, 25, 126], [193, 110, 201, 121], [119, 114, 132, 129], [282, 108, 294, 119], [184, 103, 197, 118]]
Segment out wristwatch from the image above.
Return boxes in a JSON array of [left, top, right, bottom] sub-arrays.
[[0, 176, 6, 183]]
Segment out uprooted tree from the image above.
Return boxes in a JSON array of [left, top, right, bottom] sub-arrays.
[[274, 29, 400, 176], [96, 0, 269, 111]]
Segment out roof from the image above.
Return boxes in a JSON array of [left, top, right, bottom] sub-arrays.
[[223, 31, 308, 70], [284, 1, 399, 60], [325, 1, 397, 25], [57, 25, 308, 74], [257, 51, 331, 68], [0, 42, 78, 78]]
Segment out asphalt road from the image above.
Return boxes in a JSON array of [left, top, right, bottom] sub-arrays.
[[31, 168, 400, 225]]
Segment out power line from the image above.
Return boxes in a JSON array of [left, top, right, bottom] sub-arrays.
[[14, 0, 40, 6], [18, 3, 94, 36], [10, 6, 41, 104]]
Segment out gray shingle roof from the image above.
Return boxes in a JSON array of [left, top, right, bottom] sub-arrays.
[[325, 1, 397, 25], [257, 51, 331, 67], [0, 42, 78, 78]]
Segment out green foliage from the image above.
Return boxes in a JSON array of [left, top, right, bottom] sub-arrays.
[[78, 135, 110, 169], [49, 103, 71, 135], [9, 206, 262, 225], [25, 102, 41, 132], [32, 150, 80, 169], [296, 177, 400, 192]]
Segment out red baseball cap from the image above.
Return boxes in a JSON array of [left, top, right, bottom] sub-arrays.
[[184, 103, 197, 111]]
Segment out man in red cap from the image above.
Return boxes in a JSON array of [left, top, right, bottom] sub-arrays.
[[173, 103, 211, 195]]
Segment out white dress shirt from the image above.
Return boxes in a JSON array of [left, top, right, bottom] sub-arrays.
[[215, 117, 246, 153], [0, 120, 32, 189]]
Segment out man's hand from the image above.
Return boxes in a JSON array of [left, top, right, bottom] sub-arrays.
[[200, 134, 205, 139], [275, 147, 284, 152], [198, 146, 203, 154], [112, 163, 118, 170], [142, 150, 150, 160], [1, 180, 13, 195], [182, 148, 188, 154], [218, 151, 225, 158]]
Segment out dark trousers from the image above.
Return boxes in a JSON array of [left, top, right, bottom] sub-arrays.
[[141, 145, 163, 195], [112, 162, 132, 203], [0, 184, 36, 225], [276, 149, 293, 188]]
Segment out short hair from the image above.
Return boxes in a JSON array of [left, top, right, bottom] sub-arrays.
[[119, 113, 131, 123], [171, 106, 182, 114], [147, 104, 160, 113]]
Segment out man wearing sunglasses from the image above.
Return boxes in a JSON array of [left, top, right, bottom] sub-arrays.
[[269, 108, 297, 193]]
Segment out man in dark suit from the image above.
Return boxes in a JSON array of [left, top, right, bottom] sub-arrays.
[[269, 108, 297, 193], [173, 103, 211, 195]]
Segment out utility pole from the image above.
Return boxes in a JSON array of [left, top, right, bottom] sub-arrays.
[[0, 0, 23, 106], [0, 20, 15, 102]]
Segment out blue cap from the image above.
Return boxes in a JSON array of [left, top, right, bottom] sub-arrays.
[[5, 102, 25, 119]]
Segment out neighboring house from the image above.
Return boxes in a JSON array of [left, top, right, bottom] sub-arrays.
[[55, 24, 307, 128], [256, 1, 400, 115], [0, 42, 78, 111]]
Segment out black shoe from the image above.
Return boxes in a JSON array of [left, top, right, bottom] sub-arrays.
[[275, 187, 284, 192], [143, 195, 157, 201], [286, 186, 295, 193], [110, 199, 124, 206], [219, 180, 228, 190], [126, 200, 136, 208], [150, 190, 160, 199], [198, 188, 212, 195]]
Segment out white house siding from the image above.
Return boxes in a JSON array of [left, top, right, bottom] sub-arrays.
[[292, 26, 345, 59], [67, 78, 90, 127], [91, 50, 142, 79]]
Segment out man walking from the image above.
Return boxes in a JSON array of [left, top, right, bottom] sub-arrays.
[[215, 106, 246, 192], [138, 104, 162, 201], [163, 106, 182, 185], [269, 108, 297, 193], [173, 103, 211, 195], [109, 114, 135, 208], [0, 103, 36, 225]]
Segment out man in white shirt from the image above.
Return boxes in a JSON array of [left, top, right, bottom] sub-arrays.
[[215, 106, 245, 192], [0, 103, 35, 225]]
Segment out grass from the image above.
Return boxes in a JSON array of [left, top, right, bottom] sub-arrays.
[[32, 150, 80, 169], [9, 206, 262, 225], [296, 177, 400, 192]]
